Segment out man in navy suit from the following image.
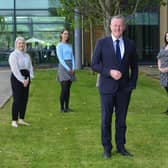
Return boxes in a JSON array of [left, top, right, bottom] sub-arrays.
[[91, 15, 138, 158]]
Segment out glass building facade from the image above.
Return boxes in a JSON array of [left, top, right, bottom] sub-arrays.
[[0, 0, 65, 65], [0, 0, 160, 66], [125, 11, 160, 62]]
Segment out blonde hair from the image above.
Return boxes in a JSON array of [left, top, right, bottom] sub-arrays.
[[15, 36, 26, 51]]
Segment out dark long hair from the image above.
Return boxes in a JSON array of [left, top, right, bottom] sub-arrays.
[[59, 29, 70, 43], [164, 32, 168, 46]]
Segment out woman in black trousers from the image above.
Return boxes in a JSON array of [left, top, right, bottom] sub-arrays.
[[9, 36, 34, 127]]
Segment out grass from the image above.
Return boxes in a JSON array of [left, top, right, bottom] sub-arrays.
[[0, 69, 167, 168]]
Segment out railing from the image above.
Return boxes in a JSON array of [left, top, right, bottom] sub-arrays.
[[0, 48, 58, 66], [0, 49, 12, 66]]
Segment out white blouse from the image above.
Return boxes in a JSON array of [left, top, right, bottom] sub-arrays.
[[9, 49, 34, 83]]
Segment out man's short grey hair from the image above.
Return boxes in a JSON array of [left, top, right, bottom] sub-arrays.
[[111, 15, 126, 25]]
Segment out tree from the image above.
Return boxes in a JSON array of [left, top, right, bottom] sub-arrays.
[[99, 0, 166, 34], [58, 0, 166, 35], [58, 0, 102, 34], [58, 0, 166, 67], [0, 16, 5, 31]]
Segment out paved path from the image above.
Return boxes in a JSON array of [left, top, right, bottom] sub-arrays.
[[139, 65, 160, 80], [0, 67, 11, 108]]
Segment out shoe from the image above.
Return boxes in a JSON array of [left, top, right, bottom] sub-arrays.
[[60, 109, 65, 112], [64, 108, 73, 112], [103, 150, 111, 159], [18, 119, 30, 126], [166, 109, 168, 114], [11, 121, 18, 128], [64, 109, 70, 112], [117, 148, 133, 157], [161, 109, 168, 114]]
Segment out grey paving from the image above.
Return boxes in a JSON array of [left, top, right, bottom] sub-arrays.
[[0, 67, 11, 108], [139, 65, 160, 80]]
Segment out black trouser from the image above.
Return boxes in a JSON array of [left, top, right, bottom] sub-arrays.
[[165, 87, 168, 112], [100, 89, 132, 152], [60, 80, 72, 110], [11, 70, 30, 121]]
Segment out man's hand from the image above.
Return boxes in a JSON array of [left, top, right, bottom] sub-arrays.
[[110, 69, 122, 80]]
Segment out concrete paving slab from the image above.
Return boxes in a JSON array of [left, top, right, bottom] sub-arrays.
[[0, 67, 11, 108]]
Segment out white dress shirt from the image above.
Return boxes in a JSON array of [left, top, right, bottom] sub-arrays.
[[111, 34, 125, 59], [9, 49, 34, 83]]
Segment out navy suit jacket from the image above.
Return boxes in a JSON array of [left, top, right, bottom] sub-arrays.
[[91, 36, 138, 94]]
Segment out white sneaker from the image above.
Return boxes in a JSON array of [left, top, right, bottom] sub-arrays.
[[11, 121, 18, 128], [18, 119, 30, 126]]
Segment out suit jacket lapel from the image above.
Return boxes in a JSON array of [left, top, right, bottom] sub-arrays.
[[106, 36, 118, 63], [122, 38, 128, 62], [107, 36, 115, 53]]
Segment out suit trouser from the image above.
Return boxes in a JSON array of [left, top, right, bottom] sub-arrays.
[[11, 71, 30, 121], [100, 88, 131, 152]]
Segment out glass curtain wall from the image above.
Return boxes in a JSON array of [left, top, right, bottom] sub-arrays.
[[0, 0, 65, 65], [125, 11, 159, 62]]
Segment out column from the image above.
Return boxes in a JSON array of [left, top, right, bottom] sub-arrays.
[[74, 8, 82, 69]]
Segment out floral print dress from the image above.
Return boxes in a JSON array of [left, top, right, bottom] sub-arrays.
[[157, 48, 168, 87]]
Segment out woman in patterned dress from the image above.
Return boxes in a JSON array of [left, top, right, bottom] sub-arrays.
[[157, 32, 168, 113]]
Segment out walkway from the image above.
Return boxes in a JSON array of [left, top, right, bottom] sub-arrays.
[[0, 67, 11, 108], [139, 65, 160, 80]]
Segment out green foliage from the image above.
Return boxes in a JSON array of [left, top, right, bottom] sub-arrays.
[[0, 16, 5, 31], [0, 70, 168, 167], [58, 0, 102, 30], [58, 0, 166, 35]]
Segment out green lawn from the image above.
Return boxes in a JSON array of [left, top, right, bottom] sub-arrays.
[[0, 69, 167, 168]]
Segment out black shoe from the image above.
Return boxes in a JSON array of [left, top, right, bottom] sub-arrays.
[[103, 150, 111, 159], [64, 108, 72, 112], [64, 109, 69, 112], [166, 109, 168, 114], [161, 109, 168, 114], [60, 109, 65, 112], [117, 148, 133, 157]]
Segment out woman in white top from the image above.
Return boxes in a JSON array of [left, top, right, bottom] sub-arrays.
[[9, 36, 34, 128]]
